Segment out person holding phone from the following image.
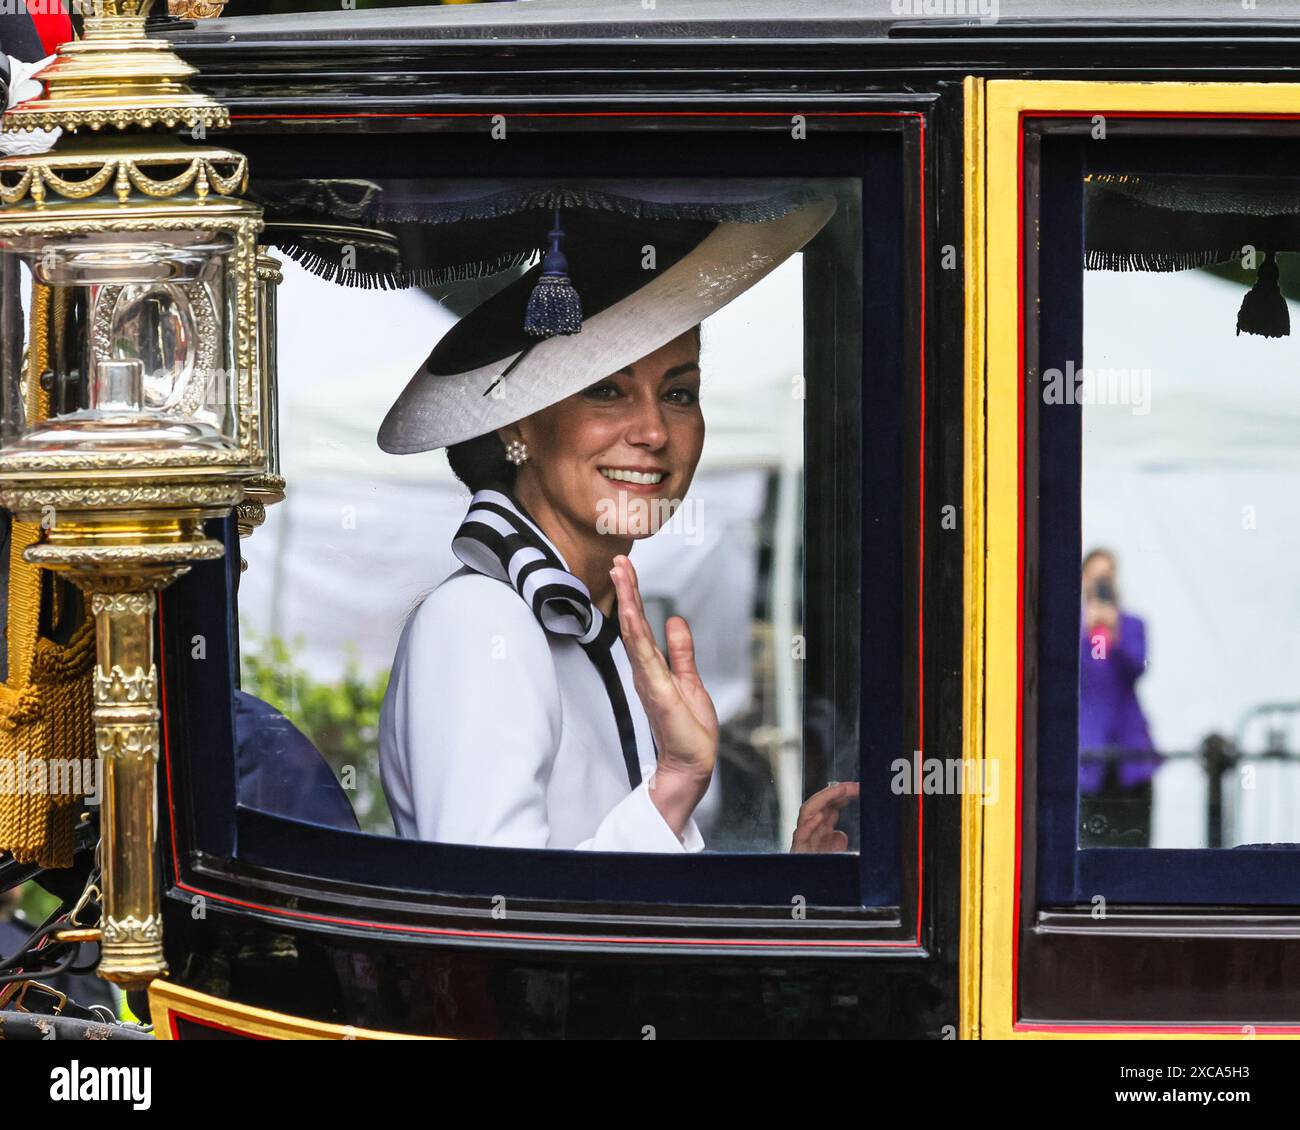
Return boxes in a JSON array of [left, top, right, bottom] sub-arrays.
[[1079, 547, 1159, 846]]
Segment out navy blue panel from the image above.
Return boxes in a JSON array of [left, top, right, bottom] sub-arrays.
[[1035, 134, 1300, 906], [1036, 136, 1085, 903], [1077, 848, 1300, 906], [859, 135, 905, 907], [237, 805, 858, 907], [159, 516, 240, 859]]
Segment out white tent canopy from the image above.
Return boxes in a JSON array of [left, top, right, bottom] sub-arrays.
[[1083, 267, 1300, 845]]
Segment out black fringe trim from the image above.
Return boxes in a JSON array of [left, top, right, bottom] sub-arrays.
[[266, 183, 832, 289], [1083, 248, 1241, 273], [275, 242, 539, 291]]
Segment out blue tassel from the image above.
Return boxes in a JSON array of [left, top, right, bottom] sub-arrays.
[[524, 208, 583, 338]]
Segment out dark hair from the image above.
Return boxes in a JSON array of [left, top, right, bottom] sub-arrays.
[[1082, 547, 1116, 572], [446, 431, 516, 493], [445, 323, 704, 494]]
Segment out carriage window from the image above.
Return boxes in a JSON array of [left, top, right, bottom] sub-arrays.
[[232, 176, 869, 859], [1079, 172, 1300, 851]]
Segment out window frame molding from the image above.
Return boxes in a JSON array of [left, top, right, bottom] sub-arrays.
[[156, 105, 940, 959], [975, 78, 1300, 1038]]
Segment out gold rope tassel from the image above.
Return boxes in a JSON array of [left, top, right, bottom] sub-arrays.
[[0, 283, 98, 869]]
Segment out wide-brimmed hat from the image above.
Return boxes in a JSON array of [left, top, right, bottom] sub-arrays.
[[376, 191, 836, 454]]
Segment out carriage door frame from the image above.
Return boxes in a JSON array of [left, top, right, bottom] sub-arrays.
[[963, 77, 1300, 1040]]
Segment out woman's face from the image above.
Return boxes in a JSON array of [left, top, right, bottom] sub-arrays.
[[505, 328, 705, 540]]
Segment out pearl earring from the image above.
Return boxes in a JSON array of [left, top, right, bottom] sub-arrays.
[[506, 440, 529, 466]]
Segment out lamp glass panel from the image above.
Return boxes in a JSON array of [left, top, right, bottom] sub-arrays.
[[0, 229, 239, 453]]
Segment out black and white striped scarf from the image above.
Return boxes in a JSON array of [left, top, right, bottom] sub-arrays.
[[451, 486, 607, 645], [450, 485, 642, 787]]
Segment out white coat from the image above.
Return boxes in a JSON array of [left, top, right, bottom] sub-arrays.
[[379, 488, 704, 853]]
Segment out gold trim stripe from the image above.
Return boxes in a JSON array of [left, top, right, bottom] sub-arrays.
[[149, 981, 446, 1041], [959, 75, 986, 1043]]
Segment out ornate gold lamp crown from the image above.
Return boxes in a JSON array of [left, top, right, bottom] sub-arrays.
[[4, 1, 229, 135], [0, 0, 275, 987]]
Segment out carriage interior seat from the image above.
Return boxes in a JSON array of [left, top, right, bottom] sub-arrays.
[[233, 690, 359, 832]]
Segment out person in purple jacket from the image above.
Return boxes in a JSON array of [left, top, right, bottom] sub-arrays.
[[1078, 548, 1160, 846]]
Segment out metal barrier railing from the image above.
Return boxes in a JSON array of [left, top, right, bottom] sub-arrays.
[[1081, 734, 1300, 848]]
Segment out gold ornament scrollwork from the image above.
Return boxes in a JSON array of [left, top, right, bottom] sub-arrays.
[[102, 915, 162, 946], [95, 665, 158, 706], [91, 593, 153, 618], [0, 484, 243, 513], [95, 723, 158, 763], [3, 105, 230, 136]]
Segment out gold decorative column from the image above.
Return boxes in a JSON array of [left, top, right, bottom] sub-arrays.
[[236, 252, 286, 567], [0, 1, 275, 986], [91, 587, 165, 981], [15, 504, 239, 985]]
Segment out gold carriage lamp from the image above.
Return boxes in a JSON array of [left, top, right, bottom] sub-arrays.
[[0, 1, 274, 986]]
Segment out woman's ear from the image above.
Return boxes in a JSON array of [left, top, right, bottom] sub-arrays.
[[496, 424, 523, 448]]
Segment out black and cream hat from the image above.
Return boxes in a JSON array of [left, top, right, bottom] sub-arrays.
[[375, 184, 837, 454]]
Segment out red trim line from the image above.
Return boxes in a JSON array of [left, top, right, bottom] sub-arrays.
[[1013, 110, 1026, 1025], [168, 1011, 271, 1041], [1016, 1021, 1300, 1035], [160, 109, 929, 951], [1013, 108, 1300, 1034], [28, 4, 70, 57], [1022, 110, 1300, 121]]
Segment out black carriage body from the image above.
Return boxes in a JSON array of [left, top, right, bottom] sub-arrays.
[[147, 1, 1300, 1039]]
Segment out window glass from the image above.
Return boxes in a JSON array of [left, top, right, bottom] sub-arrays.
[[235, 176, 864, 856], [1081, 172, 1300, 849]]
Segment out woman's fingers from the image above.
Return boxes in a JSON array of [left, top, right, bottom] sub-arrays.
[[610, 556, 719, 786], [664, 615, 701, 683], [792, 804, 834, 851], [796, 781, 859, 824], [791, 812, 819, 852], [611, 556, 675, 696], [795, 818, 849, 853], [793, 813, 841, 853], [616, 551, 642, 603], [620, 553, 649, 619], [791, 782, 858, 852], [610, 557, 652, 651], [612, 556, 701, 691]]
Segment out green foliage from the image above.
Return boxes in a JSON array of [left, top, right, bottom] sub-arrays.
[[240, 634, 393, 835], [19, 880, 60, 924]]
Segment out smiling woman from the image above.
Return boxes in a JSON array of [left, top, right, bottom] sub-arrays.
[[376, 190, 848, 853]]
